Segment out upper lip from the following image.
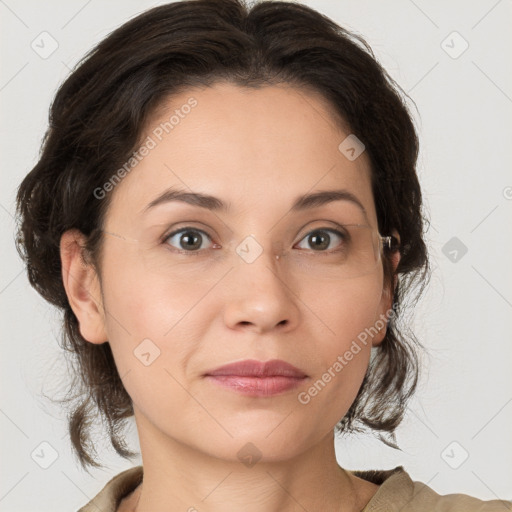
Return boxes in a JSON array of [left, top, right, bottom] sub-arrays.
[[204, 359, 308, 378]]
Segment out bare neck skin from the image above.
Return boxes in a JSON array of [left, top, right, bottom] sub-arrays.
[[118, 418, 379, 512]]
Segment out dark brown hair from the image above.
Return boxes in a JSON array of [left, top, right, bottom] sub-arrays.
[[15, 0, 430, 469]]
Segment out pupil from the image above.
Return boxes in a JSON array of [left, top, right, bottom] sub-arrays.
[[181, 231, 201, 250], [310, 231, 329, 250]]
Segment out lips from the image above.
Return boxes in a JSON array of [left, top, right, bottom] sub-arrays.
[[204, 359, 307, 378], [204, 359, 308, 397]]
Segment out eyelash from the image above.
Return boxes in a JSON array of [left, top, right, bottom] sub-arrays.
[[162, 226, 348, 256]]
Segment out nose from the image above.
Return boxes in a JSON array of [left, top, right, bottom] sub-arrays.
[[222, 243, 300, 335]]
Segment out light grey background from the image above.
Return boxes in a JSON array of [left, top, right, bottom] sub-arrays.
[[1, 0, 511, 510]]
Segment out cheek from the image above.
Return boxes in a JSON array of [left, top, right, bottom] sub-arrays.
[[100, 242, 217, 341], [301, 270, 384, 348], [97, 245, 218, 409], [298, 274, 383, 404]]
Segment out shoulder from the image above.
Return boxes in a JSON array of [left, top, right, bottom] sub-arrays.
[[77, 466, 143, 512], [352, 466, 512, 512]]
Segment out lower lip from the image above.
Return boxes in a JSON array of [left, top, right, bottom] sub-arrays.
[[204, 375, 307, 397]]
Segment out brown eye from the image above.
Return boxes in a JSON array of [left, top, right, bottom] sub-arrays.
[[164, 228, 213, 252], [295, 229, 347, 252]]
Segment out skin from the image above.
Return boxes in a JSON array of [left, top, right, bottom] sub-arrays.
[[60, 83, 400, 512]]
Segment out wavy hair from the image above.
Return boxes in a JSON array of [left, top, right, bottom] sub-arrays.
[[15, 0, 431, 469]]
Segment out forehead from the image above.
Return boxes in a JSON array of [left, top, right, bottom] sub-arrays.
[[106, 83, 377, 227]]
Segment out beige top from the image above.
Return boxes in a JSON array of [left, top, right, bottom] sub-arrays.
[[77, 465, 512, 512]]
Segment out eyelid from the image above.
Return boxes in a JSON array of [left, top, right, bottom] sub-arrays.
[[162, 222, 215, 242], [162, 219, 346, 239], [295, 220, 348, 238]]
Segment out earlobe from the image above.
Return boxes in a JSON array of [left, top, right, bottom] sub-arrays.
[[60, 229, 108, 344]]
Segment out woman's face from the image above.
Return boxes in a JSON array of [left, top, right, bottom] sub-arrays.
[[71, 83, 397, 462]]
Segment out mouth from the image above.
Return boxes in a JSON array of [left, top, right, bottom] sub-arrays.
[[203, 359, 308, 397], [204, 375, 306, 396], [204, 359, 308, 378]]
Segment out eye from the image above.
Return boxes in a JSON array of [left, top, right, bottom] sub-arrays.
[[163, 226, 348, 254], [295, 228, 347, 252], [164, 228, 215, 252]]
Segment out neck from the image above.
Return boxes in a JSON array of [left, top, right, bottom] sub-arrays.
[[125, 413, 371, 512]]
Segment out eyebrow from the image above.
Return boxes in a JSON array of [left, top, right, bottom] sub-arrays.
[[143, 187, 368, 220]]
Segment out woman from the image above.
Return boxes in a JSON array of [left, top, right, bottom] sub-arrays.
[[15, 0, 511, 510]]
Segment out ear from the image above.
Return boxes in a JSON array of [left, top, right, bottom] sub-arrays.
[[60, 229, 108, 344], [372, 229, 401, 347]]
